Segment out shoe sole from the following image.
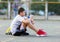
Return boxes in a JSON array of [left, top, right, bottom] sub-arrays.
[[36, 34, 47, 37]]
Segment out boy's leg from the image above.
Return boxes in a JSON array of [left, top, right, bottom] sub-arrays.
[[22, 19, 47, 36], [22, 19, 38, 32]]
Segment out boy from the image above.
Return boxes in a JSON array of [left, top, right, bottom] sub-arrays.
[[6, 7, 47, 36]]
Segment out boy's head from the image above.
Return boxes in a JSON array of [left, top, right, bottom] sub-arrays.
[[18, 7, 25, 16]]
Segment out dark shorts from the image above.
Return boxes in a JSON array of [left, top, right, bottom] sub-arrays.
[[13, 23, 29, 36], [13, 29, 29, 36]]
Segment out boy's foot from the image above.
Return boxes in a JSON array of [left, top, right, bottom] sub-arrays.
[[36, 29, 47, 36]]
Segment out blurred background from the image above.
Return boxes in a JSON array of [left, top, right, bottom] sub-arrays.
[[0, 0, 60, 42], [0, 0, 60, 20]]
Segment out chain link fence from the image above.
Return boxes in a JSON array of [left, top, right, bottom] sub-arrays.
[[0, 1, 60, 20], [30, 2, 45, 20], [30, 2, 60, 20], [48, 2, 60, 20], [0, 1, 21, 19]]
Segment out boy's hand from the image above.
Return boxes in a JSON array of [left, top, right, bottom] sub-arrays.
[[31, 19, 35, 24]]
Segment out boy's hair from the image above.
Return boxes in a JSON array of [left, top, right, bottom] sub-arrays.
[[18, 7, 25, 14]]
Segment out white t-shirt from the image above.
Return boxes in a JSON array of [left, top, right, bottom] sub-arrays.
[[10, 15, 27, 34]]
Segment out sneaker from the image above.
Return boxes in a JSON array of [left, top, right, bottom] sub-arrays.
[[23, 32, 29, 35], [5, 32, 12, 35], [36, 29, 47, 36], [21, 32, 29, 36]]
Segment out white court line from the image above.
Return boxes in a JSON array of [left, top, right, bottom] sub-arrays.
[[0, 38, 14, 42]]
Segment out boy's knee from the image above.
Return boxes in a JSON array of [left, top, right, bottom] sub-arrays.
[[25, 20, 30, 24], [23, 19, 30, 24]]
